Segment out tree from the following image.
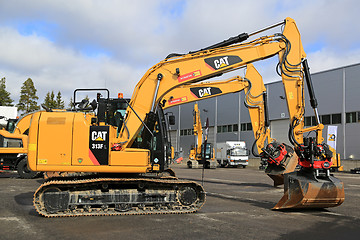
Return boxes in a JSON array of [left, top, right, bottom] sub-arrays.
[[68, 97, 74, 108], [55, 91, 65, 109], [0, 77, 14, 106], [16, 78, 40, 114], [43, 91, 65, 109], [43, 91, 56, 109]]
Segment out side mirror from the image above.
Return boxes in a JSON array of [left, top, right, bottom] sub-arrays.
[[78, 99, 89, 109], [90, 99, 98, 111], [168, 115, 175, 125]]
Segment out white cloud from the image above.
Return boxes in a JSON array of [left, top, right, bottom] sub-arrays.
[[0, 27, 141, 105], [308, 48, 360, 73]]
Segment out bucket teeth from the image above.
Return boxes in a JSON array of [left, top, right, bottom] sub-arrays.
[[273, 171, 345, 210]]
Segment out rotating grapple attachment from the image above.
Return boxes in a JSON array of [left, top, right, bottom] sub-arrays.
[[261, 141, 298, 186], [273, 137, 345, 209]]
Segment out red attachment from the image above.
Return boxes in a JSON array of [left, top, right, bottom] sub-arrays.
[[297, 142, 332, 169], [268, 144, 287, 165], [298, 159, 331, 169], [175, 157, 183, 163], [111, 143, 122, 151]]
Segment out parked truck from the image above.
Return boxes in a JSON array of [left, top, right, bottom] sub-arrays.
[[216, 141, 249, 168]]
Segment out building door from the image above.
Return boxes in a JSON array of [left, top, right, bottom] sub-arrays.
[[270, 119, 291, 145]]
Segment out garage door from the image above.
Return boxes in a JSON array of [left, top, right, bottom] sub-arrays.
[[270, 119, 291, 145]]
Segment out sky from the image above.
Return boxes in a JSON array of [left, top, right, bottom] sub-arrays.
[[0, 0, 359, 107]]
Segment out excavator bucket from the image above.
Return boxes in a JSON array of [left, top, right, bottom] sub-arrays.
[[265, 152, 299, 187], [273, 171, 345, 210]]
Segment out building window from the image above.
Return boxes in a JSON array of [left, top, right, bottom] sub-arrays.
[[332, 113, 341, 124], [312, 116, 316, 125], [304, 116, 312, 126], [321, 115, 331, 125], [217, 124, 239, 133], [180, 129, 194, 136], [346, 112, 357, 123], [306, 113, 341, 126], [241, 122, 252, 131]]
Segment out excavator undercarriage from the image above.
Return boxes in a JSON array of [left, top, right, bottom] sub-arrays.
[[34, 175, 205, 217]]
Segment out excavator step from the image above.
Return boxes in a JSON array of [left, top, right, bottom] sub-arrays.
[[33, 177, 205, 217], [273, 171, 345, 210]]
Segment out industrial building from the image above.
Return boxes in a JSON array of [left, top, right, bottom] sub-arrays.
[[165, 63, 360, 160]]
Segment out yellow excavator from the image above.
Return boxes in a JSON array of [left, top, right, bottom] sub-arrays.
[[187, 103, 216, 169], [0, 113, 41, 178], [27, 17, 344, 217]]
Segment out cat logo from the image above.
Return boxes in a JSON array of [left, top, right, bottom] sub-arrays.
[[91, 131, 107, 141], [205, 55, 242, 70], [199, 87, 212, 97], [190, 87, 222, 98], [89, 126, 109, 165], [214, 56, 229, 69]]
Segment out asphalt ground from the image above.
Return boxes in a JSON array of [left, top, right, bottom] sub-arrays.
[[0, 165, 359, 240]]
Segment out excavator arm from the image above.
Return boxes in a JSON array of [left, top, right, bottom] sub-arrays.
[[191, 103, 203, 159], [161, 76, 248, 109], [118, 18, 305, 150]]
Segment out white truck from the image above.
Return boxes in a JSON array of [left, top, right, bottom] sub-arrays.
[[216, 141, 249, 168]]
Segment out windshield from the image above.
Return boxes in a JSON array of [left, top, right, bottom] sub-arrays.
[[231, 147, 247, 156], [6, 120, 17, 133]]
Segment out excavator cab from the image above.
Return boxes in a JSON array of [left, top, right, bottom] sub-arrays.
[[201, 142, 213, 161], [5, 119, 18, 133]]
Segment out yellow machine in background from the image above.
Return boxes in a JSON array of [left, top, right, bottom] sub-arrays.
[[27, 17, 344, 217], [187, 103, 217, 169], [0, 113, 41, 178]]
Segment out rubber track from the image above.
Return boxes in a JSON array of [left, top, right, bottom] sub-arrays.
[[33, 177, 206, 218]]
